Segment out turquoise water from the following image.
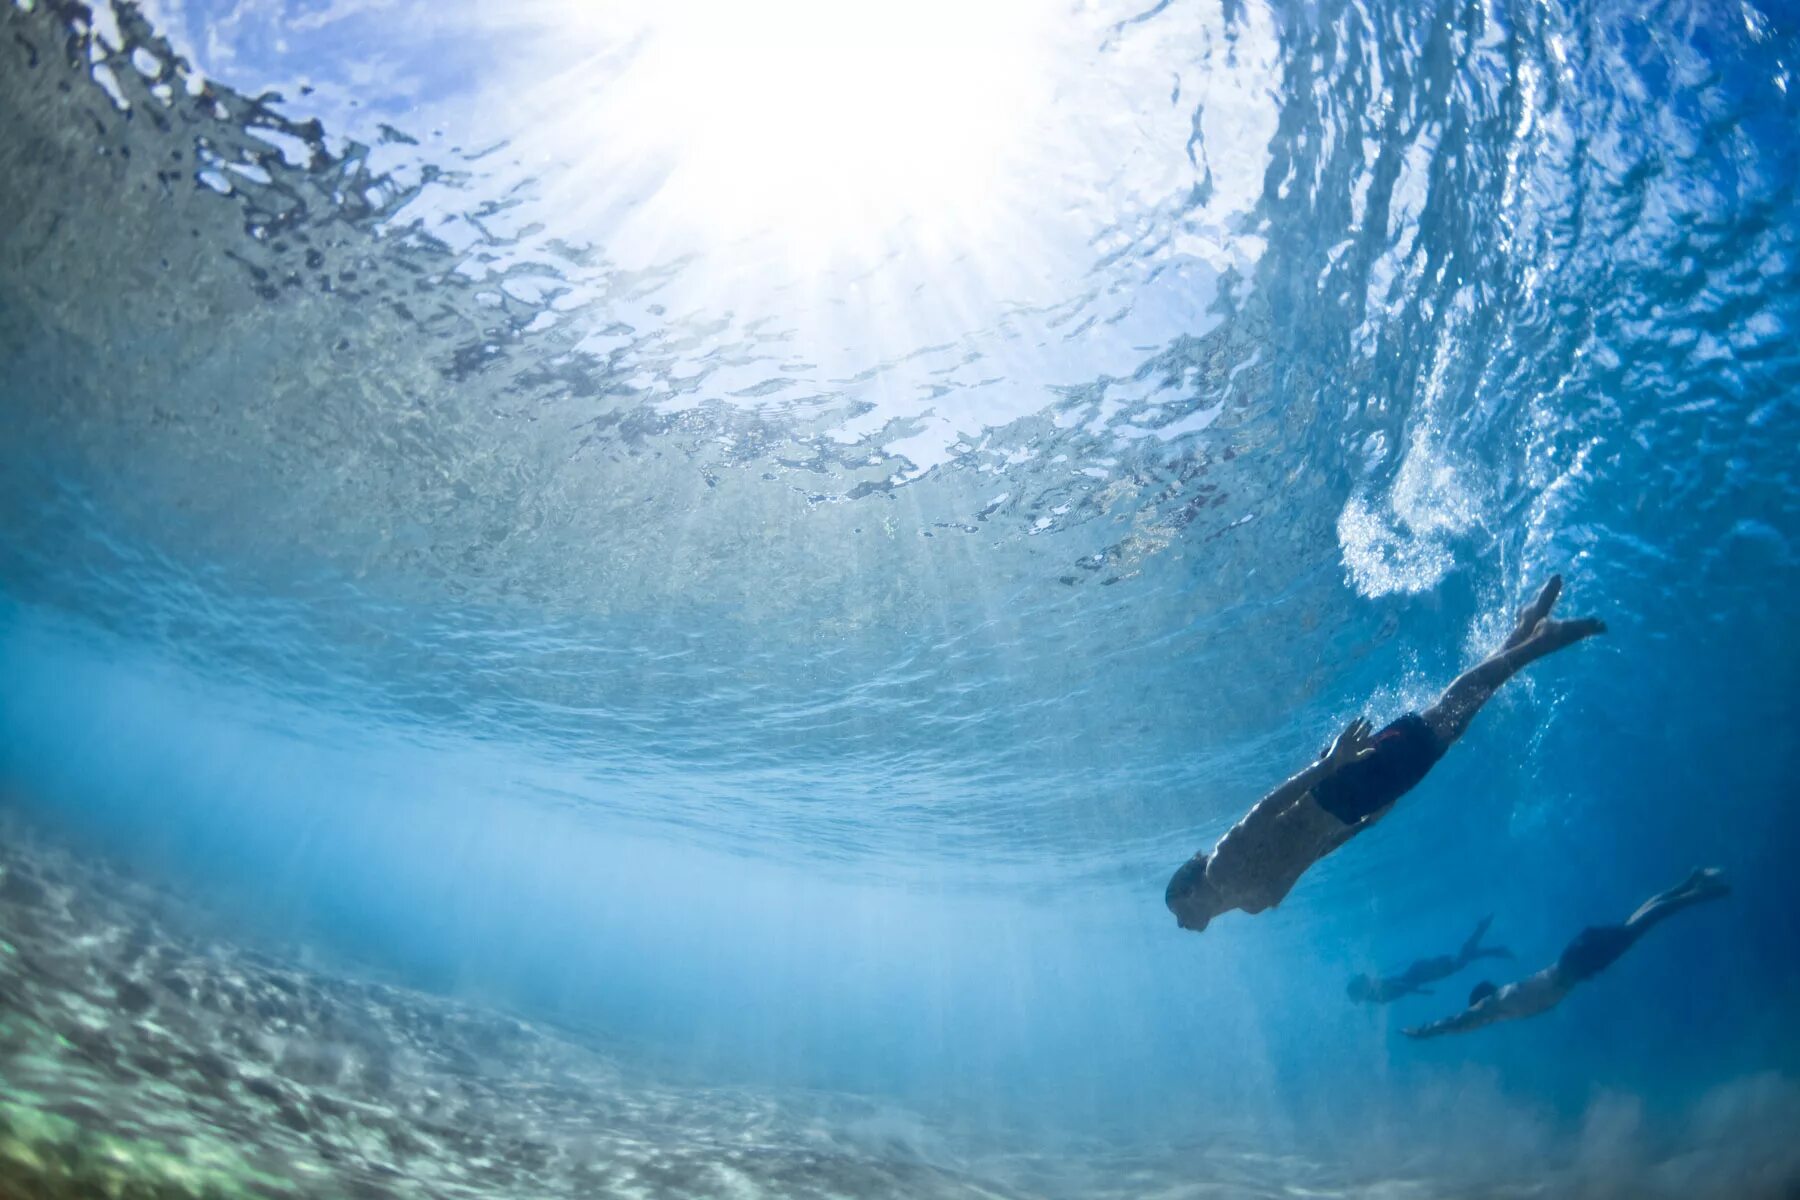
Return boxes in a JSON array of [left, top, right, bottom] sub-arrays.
[[1, 0, 1797, 1194]]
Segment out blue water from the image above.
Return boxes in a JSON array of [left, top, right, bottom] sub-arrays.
[[1, 0, 1798, 1193]]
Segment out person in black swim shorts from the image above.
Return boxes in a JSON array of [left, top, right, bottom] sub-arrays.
[[1164, 576, 1604, 933], [1402, 868, 1730, 1038]]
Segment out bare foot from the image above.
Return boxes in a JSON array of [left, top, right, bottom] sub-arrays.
[[1503, 574, 1606, 656], [1503, 575, 1565, 651], [1519, 614, 1607, 657], [1683, 867, 1731, 899]]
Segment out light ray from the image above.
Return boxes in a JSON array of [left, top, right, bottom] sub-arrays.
[[539, 0, 1062, 270]]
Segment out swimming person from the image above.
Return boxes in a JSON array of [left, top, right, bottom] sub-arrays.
[[1346, 916, 1514, 1004], [1164, 575, 1603, 933], [1402, 868, 1730, 1038]]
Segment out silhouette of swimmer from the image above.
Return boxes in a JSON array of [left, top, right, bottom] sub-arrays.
[[1165, 576, 1604, 933], [1347, 916, 1514, 1004], [1403, 868, 1730, 1039]]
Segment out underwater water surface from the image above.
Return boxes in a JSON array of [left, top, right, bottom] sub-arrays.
[[1, 0, 1798, 1195]]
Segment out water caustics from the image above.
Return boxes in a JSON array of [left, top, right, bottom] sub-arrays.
[[4, 0, 1312, 880], [7, 0, 1783, 876], [1, 0, 1799, 1192]]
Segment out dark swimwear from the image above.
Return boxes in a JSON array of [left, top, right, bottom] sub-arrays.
[[1555, 924, 1636, 983], [1313, 712, 1446, 825]]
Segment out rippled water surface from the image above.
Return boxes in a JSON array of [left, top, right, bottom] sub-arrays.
[[2, 0, 1798, 1194]]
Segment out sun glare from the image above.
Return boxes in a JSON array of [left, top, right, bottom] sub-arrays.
[[547, 0, 1058, 267]]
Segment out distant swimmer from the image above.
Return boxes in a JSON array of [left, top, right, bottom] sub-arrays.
[[1164, 575, 1603, 933], [1347, 916, 1514, 1004], [1403, 868, 1730, 1039]]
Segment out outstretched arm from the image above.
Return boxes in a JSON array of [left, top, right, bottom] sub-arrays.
[[1403, 1003, 1502, 1040]]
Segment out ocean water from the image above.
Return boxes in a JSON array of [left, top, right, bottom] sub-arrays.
[[1, 0, 1797, 1195]]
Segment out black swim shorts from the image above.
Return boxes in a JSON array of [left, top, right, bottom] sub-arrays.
[[1555, 924, 1635, 983], [1312, 712, 1446, 825]]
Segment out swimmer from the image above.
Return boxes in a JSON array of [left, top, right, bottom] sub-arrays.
[[1165, 575, 1603, 933], [1403, 868, 1730, 1038], [1347, 915, 1514, 1004]]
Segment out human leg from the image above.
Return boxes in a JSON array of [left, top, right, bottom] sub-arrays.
[[1624, 867, 1731, 934], [1554, 869, 1730, 985], [1421, 575, 1605, 747]]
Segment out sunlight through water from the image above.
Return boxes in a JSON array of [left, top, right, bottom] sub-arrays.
[[541, 0, 1061, 263], [1, 0, 1798, 1195]]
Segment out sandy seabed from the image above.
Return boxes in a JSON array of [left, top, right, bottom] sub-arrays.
[[0, 813, 1794, 1200]]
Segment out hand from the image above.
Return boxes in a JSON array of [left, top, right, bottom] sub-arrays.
[[1401, 1025, 1431, 1040], [1321, 716, 1378, 773]]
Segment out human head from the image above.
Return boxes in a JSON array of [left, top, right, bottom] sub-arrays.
[[1164, 853, 1222, 933], [1346, 974, 1377, 1002], [1468, 980, 1498, 1007]]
